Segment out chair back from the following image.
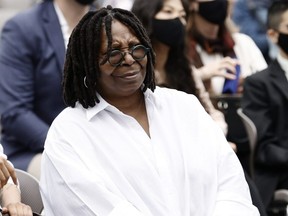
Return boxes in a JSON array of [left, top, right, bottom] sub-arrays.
[[236, 108, 257, 178], [15, 168, 44, 214]]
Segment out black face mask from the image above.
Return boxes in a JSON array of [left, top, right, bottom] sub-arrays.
[[75, 0, 94, 5], [198, 1, 228, 25], [152, 18, 185, 48], [278, 32, 288, 55]]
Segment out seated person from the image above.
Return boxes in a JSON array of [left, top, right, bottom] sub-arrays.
[[40, 6, 259, 215], [242, 0, 288, 211], [187, 0, 267, 95]]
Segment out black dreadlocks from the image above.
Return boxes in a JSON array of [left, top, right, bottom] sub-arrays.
[[63, 6, 156, 109]]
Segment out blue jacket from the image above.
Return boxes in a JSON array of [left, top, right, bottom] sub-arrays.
[[0, 0, 66, 170]]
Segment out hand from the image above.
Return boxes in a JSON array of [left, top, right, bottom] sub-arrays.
[[0, 156, 18, 188], [236, 76, 245, 94], [198, 57, 240, 81], [1, 202, 33, 216]]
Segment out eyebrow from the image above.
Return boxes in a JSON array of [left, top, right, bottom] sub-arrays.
[[162, 4, 185, 13]]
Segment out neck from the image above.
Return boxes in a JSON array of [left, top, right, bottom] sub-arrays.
[[102, 89, 149, 136], [280, 49, 288, 60], [54, 0, 90, 32]]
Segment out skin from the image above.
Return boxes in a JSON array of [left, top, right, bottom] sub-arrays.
[[0, 156, 17, 188], [153, 0, 186, 83], [189, 1, 240, 81], [97, 19, 150, 135], [154, 0, 186, 24], [54, 0, 91, 34], [0, 156, 32, 215], [267, 10, 288, 59], [154, 0, 238, 150]]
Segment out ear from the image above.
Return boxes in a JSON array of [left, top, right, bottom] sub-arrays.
[[267, 28, 279, 44]]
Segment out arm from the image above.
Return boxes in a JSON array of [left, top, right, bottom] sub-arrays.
[[40, 129, 146, 216], [0, 155, 17, 188], [195, 57, 239, 81], [192, 67, 228, 135], [211, 124, 259, 215], [242, 75, 288, 166], [192, 102, 259, 215], [0, 18, 49, 151], [1, 183, 33, 216]]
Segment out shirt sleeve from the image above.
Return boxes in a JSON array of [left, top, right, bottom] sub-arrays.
[[40, 131, 147, 216], [212, 124, 260, 216], [108, 201, 146, 216]]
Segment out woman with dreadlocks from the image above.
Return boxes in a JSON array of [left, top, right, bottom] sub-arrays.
[[40, 6, 259, 216]]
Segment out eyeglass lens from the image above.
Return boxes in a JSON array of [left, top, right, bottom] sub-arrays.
[[108, 45, 149, 66]]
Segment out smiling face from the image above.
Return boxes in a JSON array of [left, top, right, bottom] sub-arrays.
[[97, 19, 148, 100]]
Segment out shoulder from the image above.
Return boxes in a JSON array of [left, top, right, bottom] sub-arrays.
[[3, 1, 50, 31], [244, 67, 269, 86], [49, 105, 86, 130], [153, 87, 199, 106], [152, 87, 207, 119], [232, 32, 257, 45], [54, 104, 85, 120]]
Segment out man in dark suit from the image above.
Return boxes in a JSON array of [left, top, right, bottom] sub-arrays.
[[0, 0, 95, 179], [242, 0, 288, 210]]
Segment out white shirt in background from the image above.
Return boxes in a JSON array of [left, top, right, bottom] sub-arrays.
[[53, 2, 69, 49], [198, 33, 268, 95], [101, 0, 134, 10]]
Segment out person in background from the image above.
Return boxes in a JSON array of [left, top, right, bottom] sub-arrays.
[[0, 0, 96, 180], [0, 145, 32, 216], [186, 0, 267, 173], [99, 0, 135, 10], [40, 6, 259, 215], [187, 0, 267, 96], [242, 0, 288, 211], [232, 0, 274, 63], [131, 0, 228, 137], [132, 1, 267, 214], [232, 0, 278, 63]]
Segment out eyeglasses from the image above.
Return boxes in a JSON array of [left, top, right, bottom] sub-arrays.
[[101, 44, 150, 67]]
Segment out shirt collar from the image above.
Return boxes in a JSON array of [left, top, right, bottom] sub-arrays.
[[53, 1, 70, 49], [85, 88, 157, 121], [277, 53, 288, 81]]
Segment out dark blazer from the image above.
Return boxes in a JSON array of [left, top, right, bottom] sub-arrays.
[[0, 1, 66, 170], [242, 59, 288, 206]]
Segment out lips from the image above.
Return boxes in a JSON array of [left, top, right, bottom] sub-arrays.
[[113, 71, 140, 79]]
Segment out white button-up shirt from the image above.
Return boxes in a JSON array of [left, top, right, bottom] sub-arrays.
[[40, 87, 259, 216]]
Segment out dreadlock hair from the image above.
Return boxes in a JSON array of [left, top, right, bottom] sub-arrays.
[[267, 0, 288, 30], [63, 5, 156, 109]]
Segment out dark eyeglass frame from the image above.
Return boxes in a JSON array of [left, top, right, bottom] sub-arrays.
[[100, 44, 150, 67]]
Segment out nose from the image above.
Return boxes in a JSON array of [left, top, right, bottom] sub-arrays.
[[122, 52, 135, 66]]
